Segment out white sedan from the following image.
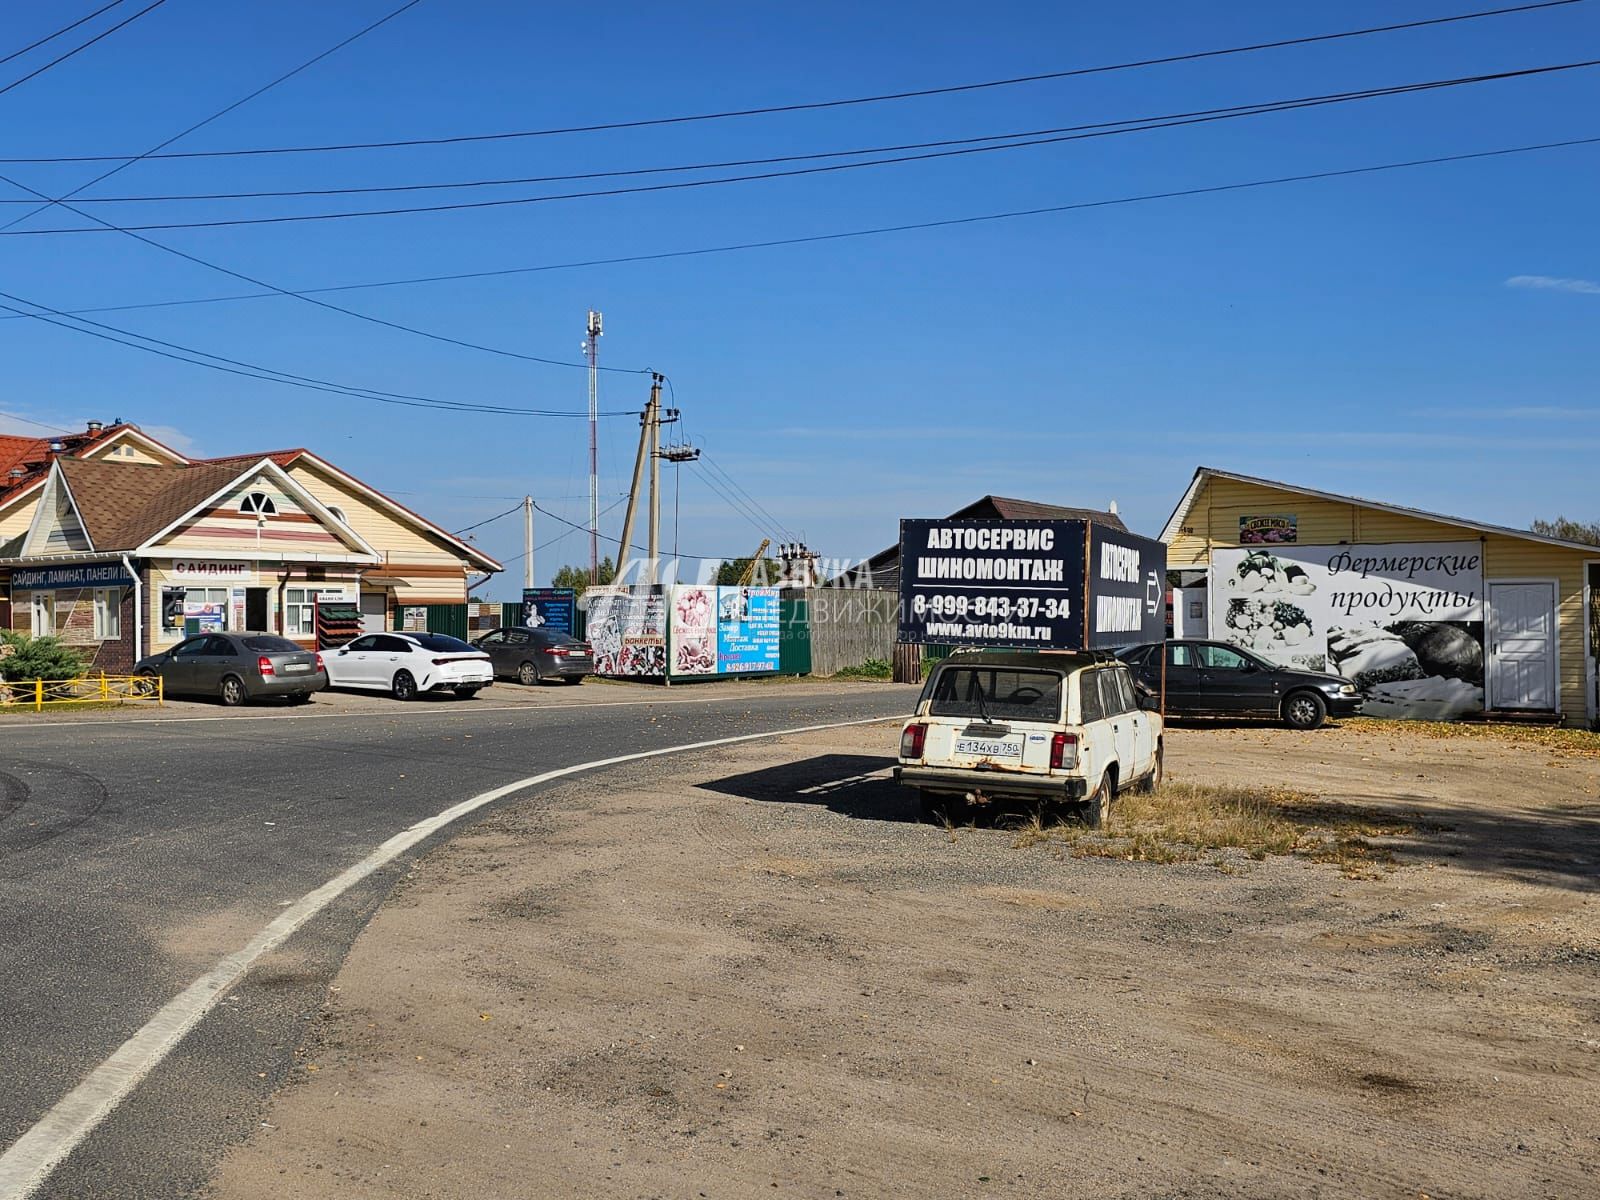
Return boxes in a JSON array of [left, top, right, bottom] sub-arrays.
[[324, 632, 493, 700]]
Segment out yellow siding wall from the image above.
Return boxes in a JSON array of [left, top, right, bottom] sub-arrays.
[[0, 492, 38, 547], [1169, 476, 1593, 723], [85, 439, 183, 467], [287, 461, 473, 602]]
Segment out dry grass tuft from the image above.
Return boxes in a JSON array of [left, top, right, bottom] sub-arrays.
[[1013, 782, 1418, 878], [1343, 717, 1600, 759]]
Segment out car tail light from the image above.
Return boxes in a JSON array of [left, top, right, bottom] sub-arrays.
[[257, 656, 275, 677], [315, 653, 325, 673], [899, 722, 927, 759], [432, 657, 453, 666], [1050, 732, 1078, 770], [547, 646, 569, 657]]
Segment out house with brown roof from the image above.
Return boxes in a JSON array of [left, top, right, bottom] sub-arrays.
[[1, 423, 501, 672]]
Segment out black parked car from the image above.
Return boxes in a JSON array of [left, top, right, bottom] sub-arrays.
[[472, 625, 594, 685], [1117, 639, 1361, 730]]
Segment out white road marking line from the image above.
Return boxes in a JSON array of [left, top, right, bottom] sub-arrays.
[[796, 768, 895, 795], [0, 714, 901, 1200]]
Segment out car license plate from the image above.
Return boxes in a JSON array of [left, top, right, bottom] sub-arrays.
[[955, 737, 1022, 758], [283, 663, 310, 673]]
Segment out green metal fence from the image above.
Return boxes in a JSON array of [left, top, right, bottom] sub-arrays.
[[424, 603, 468, 640]]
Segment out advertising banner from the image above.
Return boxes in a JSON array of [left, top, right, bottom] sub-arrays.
[[587, 587, 667, 676], [1086, 526, 1167, 650], [669, 585, 717, 675], [11, 563, 132, 590], [521, 587, 576, 636], [183, 600, 225, 634], [1210, 541, 1485, 720], [716, 586, 780, 672], [169, 559, 251, 583], [897, 518, 1085, 649], [1238, 514, 1297, 545]]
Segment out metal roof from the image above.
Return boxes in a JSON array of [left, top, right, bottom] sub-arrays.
[[1160, 466, 1600, 555]]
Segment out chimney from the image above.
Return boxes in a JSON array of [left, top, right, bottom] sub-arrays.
[[86, 420, 103, 434], [1107, 499, 1119, 515]]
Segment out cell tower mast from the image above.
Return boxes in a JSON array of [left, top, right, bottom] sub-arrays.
[[585, 309, 603, 583]]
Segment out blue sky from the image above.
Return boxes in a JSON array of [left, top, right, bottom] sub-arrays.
[[0, 0, 1596, 591]]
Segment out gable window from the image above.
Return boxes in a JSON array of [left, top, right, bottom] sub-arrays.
[[328, 505, 349, 525], [30, 592, 55, 637], [94, 589, 121, 639], [239, 491, 277, 516]]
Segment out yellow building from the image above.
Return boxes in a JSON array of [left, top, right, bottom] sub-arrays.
[[1162, 468, 1598, 727], [1, 427, 499, 670]]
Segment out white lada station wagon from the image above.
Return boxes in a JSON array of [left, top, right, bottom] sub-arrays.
[[895, 650, 1163, 825]]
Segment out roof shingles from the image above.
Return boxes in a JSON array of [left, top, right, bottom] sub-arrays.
[[58, 458, 245, 551]]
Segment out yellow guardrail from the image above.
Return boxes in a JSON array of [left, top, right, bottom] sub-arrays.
[[0, 674, 164, 711]]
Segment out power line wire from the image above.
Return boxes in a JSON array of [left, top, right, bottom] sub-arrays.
[[3, 0, 1580, 163], [4, 133, 1597, 324], [452, 502, 524, 535], [0, 0, 167, 100], [0, 287, 631, 416], [24, 66, 1581, 204], [531, 499, 724, 560], [9, 58, 1594, 236], [698, 450, 798, 543], [0, 1, 129, 69], [0, 1, 631, 381]]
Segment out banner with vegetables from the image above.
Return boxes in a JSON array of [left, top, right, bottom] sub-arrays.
[[1209, 541, 1485, 720]]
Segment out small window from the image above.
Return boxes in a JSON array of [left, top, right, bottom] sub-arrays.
[[376, 635, 415, 653], [1115, 668, 1137, 713], [410, 633, 475, 653], [30, 592, 55, 638], [327, 505, 349, 525], [1169, 643, 1197, 669], [477, 630, 506, 646], [93, 589, 121, 640], [927, 666, 1062, 721], [1199, 644, 1251, 671], [173, 638, 210, 658], [239, 491, 277, 515], [345, 635, 381, 652], [1079, 672, 1105, 723], [243, 636, 300, 652], [505, 630, 531, 645]]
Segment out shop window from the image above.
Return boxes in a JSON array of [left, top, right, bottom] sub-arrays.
[[94, 589, 121, 639], [30, 592, 54, 637], [239, 491, 277, 516], [285, 586, 353, 637]]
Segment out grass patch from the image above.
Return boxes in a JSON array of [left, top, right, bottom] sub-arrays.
[[1011, 782, 1417, 878], [831, 658, 892, 680], [1343, 717, 1600, 758]]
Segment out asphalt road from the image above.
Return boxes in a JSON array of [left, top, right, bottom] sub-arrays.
[[0, 684, 912, 1200]]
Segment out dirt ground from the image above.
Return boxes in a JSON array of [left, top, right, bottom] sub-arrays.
[[209, 719, 1599, 1199]]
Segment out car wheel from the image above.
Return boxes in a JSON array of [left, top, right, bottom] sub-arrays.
[[1282, 690, 1327, 731], [133, 669, 159, 697], [454, 686, 483, 700], [219, 675, 248, 708], [391, 670, 418, 702], [1084, 773, 1112, 828], [1137, 742, 1163, 793], [517, 661, 539, 686]]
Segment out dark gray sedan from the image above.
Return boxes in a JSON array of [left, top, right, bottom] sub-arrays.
[[135, 632, 326, 706], [472, 625, 594, 685]]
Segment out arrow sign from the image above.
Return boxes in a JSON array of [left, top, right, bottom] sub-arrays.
[[1145, 569, 1162, 615]]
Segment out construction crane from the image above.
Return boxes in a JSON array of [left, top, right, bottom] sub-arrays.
[[737, 538, 772, 586]]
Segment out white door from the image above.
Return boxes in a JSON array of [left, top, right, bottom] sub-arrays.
[[360, 592, 387, 633], [1488, 582, 1557, 710]]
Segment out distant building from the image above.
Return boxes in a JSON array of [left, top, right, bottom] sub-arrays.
[[0, 422, 499, 670]]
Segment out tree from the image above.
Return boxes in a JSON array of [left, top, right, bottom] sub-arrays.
[[1531, 516, 1600, 546], [715, 557, 779, 586], [552, 556, 615, 595], [0, 632, 86, 682]]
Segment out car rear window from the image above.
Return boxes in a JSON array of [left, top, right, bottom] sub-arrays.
[[243, 636, 301, 653], [410, 633, 476, 653], [927, 667, 1063, 721]]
